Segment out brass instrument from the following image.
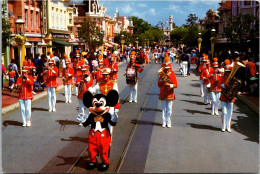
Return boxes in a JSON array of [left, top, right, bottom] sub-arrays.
[[158, 67, 172, 84], [222, 61, 245, 100]]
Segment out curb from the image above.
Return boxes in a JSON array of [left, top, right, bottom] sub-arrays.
[[236, 94, 259, 115], [2, 85, 64, 116]]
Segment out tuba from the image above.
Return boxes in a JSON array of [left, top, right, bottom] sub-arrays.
[[158, 67, 172, 84], [222, 61, 245, 100]]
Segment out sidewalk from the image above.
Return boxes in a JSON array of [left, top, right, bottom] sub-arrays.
[[2, 77, 64, 115], [237, 93, 259, 115]]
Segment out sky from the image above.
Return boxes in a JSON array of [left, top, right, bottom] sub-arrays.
[[72, 0, 221, 27]]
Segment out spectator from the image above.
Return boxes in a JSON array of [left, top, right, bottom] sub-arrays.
[[34, 53, 41, 70], [8, 59, 19, 80], [33, 76, 45, 92], [8, 66, 16, 92]]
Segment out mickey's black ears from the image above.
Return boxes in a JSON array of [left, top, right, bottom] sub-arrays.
[[106, 90, 119, 107], [83, 91, 94, 108]]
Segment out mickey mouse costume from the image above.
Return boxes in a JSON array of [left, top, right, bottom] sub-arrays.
[[82, 90, 119, 171]]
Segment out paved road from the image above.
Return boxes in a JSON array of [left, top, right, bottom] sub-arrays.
[[2, 57, 259, 173]]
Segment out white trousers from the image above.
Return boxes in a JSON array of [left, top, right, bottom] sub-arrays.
[[182, 61, 188, 76], [210, 92, 221, 114], [129, 82, 138, 101], [161, 100, 173, 125], [77, 99, 89, 123], [19, 99, 32, 125], [221, 102, 233, 130], [74, 77, 78, 96], [203, 85, 211, 104], [64, 84, 72, 102], [47, 87, 56, 110], [200, 80, 204, 97]]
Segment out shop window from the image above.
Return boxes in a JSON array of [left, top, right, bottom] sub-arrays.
[[25, 9, 28, 28], [31, 10, 33, 29], [36, 12, 39, 29]]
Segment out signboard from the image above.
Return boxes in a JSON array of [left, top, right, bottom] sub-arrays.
[[52, 33, 70, 39]]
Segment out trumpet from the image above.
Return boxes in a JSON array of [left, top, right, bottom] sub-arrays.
[[158, 67, 172, 84]]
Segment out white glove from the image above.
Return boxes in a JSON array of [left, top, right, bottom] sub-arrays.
[[52, 70, 56, 74], [111, 109, 119, 122], [86, 76, 90, 82]]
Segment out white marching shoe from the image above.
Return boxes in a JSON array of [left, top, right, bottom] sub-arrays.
[[162, 123, 166, 128], [129, 100, 132, 103], [22, 123, 26, 127], [53, 108, 56, 112], [227, 128, 232, 133], [49, 109, 53, 112], [26, 122, 31, 127], [221, 128, 225, 132], [167, 123, 171, 128]]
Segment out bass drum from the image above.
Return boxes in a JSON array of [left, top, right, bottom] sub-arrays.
[[126, 68, 137, 84]]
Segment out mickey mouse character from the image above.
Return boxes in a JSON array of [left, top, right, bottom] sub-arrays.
[[82, 90, 119, 171]]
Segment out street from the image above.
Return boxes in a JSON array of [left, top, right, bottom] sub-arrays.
[[2, 60, 259, 173]]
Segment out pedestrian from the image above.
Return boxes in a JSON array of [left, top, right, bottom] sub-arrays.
[[209, 62, 222, 116], [8, 65, 16, 92], [76, 65, 93, 126], [15, 67, 34, 127], [220, 66, 234, 132], [63, 60, 74, 104], [124, 52, 145, 103], [180, 51, 189, 77], [44, 59, 59, 112], [158, 63, 178, 128], [92, 61, 104, 84], [8, 59, 19, 81], [2, 63, 6, 89]]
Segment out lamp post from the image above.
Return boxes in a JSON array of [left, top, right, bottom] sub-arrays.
[[180, 39, 184, 52], [144, 39, 147, 49], [14, 15, 26, 74], [147, 39, 149, 48], [198, 32, 202, 54], [101, 30, 104, 60], [210, 28, 216, 59], [135, 37, 139, 49], [121, 34, 125, 53]]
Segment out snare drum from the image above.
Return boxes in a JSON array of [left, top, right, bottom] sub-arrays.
[[126, 68, 137, 84]]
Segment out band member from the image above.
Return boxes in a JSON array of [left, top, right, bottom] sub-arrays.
[[92, 61, 104, 84], [89, 68, 120, 135], [109, 57, 118, 83], [220, 66, 234, 132], [124, 55, 145, 103], [44, 59, 59, 112], [158, 64, 178, 128], [201, 60, 213, 104], [26, 57, 36, 76], [63, 60, 74, 103], [199, 56, 207, 97], [76, 65, 93, 125], [15, 67, 34, 127], [209, 62, 223, 115], [73, 55, 82, 96]]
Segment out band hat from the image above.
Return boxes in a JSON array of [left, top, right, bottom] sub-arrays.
[[213, 57, 218, 62], [50, 54, 54, 58], [99, 61, 104, 65], [202, 57, 207, 62], [206, 60, 211, 64], [212, 62, 218, 68], [102, 68, 111, 74], [76, 53, 80, 57], [131, 51, 136, 55], [49, 59, 55, 64], [22, 66, 29, 72], [23, 60, 28, 66], [164, 56, 170, 63], [64, 54, 68, 59], [111, 57, 115, 61], [224, 66, 232, 71], [111, 53, 115, 57], [224, 59, 230, 65], [164, 64, 171, 69], [65, 60, 71, 64]]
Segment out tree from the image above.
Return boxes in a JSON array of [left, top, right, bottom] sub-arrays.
[[78, 19, 104, 52], [2, 2, 12, 53], [224, 13, 258, 53], [114, 31, 132, 46], [186, 14, 198, 27]]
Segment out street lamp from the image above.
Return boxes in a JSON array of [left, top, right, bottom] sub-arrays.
[[144, 39, 147, 49], [210, 28, 216, 59], [180, 39, 184, 52], [14, 15, 26, 74], [121, 34, 125, 53], [101, 30, 105, 61], [198, 32, 202, 54], [135, 37, 139, 49]]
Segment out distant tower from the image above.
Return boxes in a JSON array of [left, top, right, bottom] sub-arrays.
[[169, 15, 173, 31]]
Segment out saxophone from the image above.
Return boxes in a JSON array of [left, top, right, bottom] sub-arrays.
[[158, 67, 172, 84], [222, 61, 245, 100]]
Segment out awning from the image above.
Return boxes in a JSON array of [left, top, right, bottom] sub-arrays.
[[47, 44, 56, 48], [52, 40, 75, 46], [104, 43, 112, 48]]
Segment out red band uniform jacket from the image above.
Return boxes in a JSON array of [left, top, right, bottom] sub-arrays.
[[99, 81, 120, 109], [77, 75, 94, 100], [109, 64, 119, 80], [158, 70, 178, 100], [16, 76, 34, 100], [45, 67, 59, 88], [62, 67, 74, 85], [209, 72, 224, 92], [201, 67, 213, 85], [220, 76, 236, 103], [126, 63, 144, 82]]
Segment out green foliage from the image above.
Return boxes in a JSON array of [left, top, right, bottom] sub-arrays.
[[78, 19, 104, 52], [2, 2, 12, 53], [114, 31, 132, 46], [186, 14, 198, 27]]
